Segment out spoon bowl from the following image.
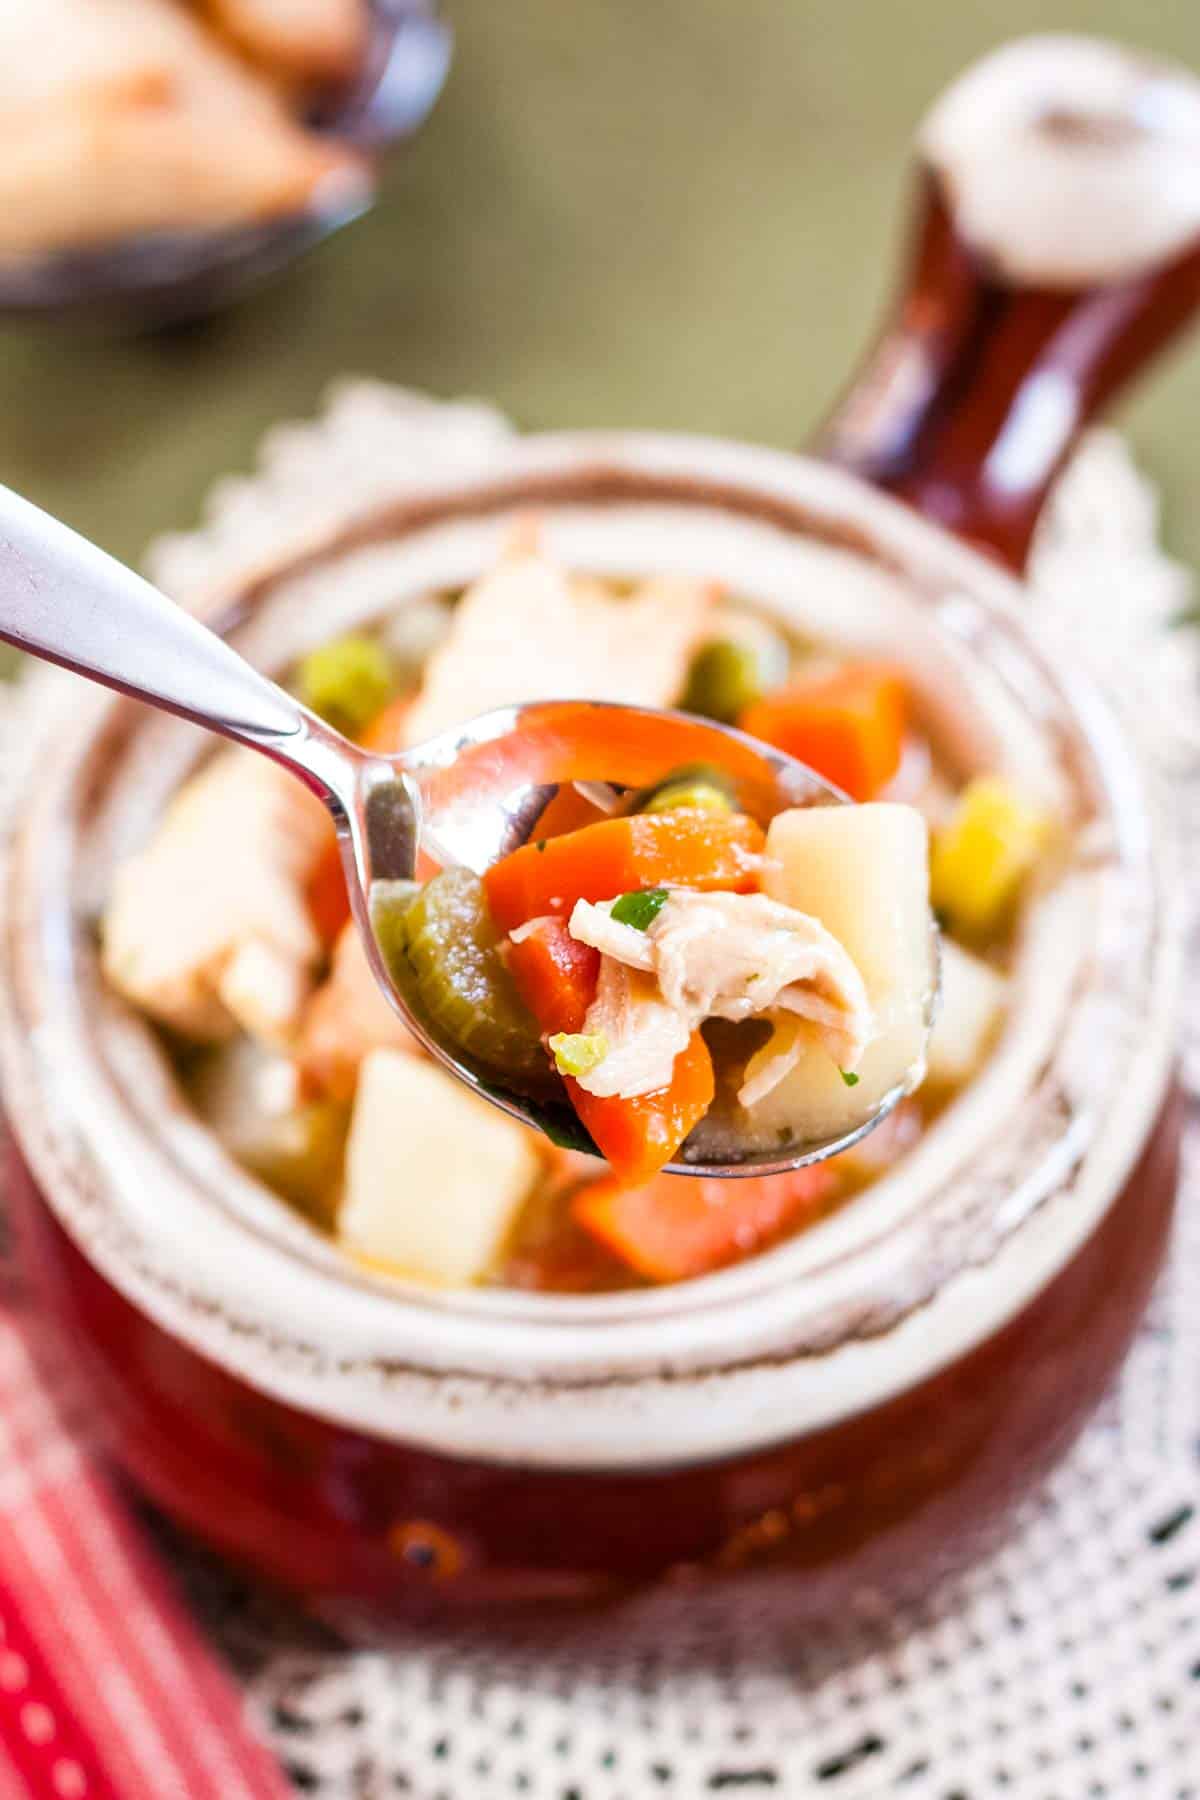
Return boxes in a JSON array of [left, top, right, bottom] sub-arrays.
[[0, 485, 936, 1175], [341, 698, 935, 1173]]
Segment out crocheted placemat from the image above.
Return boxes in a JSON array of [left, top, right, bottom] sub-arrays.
[[20, 395, 1200, 1798]]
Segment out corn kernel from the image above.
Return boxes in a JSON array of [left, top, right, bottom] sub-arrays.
[[931, 776, 1049, 940]]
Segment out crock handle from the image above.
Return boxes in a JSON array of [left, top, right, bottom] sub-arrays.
[[816, 37, 1200, 572]]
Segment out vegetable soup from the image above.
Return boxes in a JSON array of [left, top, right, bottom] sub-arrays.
[[100, 533, 1051, 1293]]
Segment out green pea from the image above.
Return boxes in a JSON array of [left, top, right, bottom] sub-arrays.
[[681, 638, 764, 723], [642, 779, 733, 816], [298, 635, 396, 736], [633, 762, 737, 816]]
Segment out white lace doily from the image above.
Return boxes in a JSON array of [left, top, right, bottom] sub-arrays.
[[22, 399, 1200, 1797]]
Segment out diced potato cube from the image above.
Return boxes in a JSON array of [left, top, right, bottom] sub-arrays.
[[926, 939, 1006, 1086], [339, 1051, 540, 1284], [930, 776, 1049, 940], [754, 803, 934, 1144]]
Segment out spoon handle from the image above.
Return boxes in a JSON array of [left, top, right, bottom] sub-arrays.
[[818, 37, 1200, 571], [0, 484, 354, 807]]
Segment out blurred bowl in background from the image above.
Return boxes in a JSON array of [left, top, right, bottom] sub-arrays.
[[0, 0, 451, 331]]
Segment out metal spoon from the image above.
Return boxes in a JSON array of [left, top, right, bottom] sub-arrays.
[[0, 485, 934, 1176]]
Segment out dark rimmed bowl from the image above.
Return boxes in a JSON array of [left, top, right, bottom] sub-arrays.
[[0, 0, 451, 330]]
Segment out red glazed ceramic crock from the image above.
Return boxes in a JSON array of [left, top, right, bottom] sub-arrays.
[[2, 37, 1197, 1632]]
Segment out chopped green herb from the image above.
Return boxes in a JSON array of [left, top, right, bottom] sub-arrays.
[[535, 839, 547, 854], [548, 1030, 609, 1078], [611, 887, 670, 930], [839, 1068, 860, 1087], [532, 1107, 599, 1153]]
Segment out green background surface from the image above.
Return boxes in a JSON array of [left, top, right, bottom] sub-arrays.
[[2, 0, 1199, 575]]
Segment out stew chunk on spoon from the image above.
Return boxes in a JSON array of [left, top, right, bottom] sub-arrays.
[[373, 778, 932, 1186], [101, 533, 1053, 1291]]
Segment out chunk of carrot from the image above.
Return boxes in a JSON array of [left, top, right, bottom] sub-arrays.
[[740, 663, 906, 801], [305, 829, 350, 949], [528, 782, 612, 841], [573, 1163, 835, 1283], [572, 1034, 714, 1184], [483, 809, 766, 934], [506, 918, 714, 1182], [505, 915, 599, 1036], [359, 691, 415, 752]]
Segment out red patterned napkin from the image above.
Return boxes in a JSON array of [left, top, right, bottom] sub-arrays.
[[0, 1284, 291, 1799]]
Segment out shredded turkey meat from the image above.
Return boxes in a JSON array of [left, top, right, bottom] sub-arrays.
[[567, 890, 873, 1102], [402, 548, 716, 744], [571, 958, 692, 1100], [101, 749, 330, 1045]]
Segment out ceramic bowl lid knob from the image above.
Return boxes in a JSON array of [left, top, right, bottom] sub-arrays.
[[818, 35, 1200, 570]]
